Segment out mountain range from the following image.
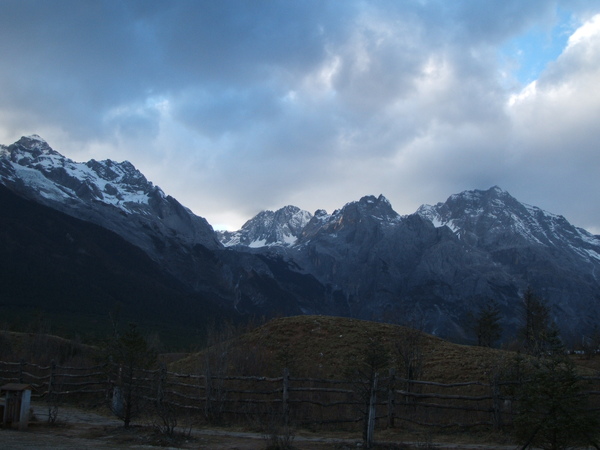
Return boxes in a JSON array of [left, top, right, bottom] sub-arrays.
[[1, 135, 599, 346]]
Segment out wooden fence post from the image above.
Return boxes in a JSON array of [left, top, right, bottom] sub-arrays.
[[19, 359, 25, 384], [282, 367, 290, 426], [47, 360, 55, 398], [491, 374, 503, 430], [157, 363, 167, 405], [204, 365, 212, 420], [366, 372, 378, 449], [47, 360, 57, 423], [112, 363, 124, 418], [387, 368, 396, 429]]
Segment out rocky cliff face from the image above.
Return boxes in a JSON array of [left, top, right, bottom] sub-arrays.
[[218, 205, 312, 248], [3, 136, 599, 345], [416, 186, 600, 341], [226, 188, 600, 343], [0, 135, 220, 259], [0, 136, 341, 320]]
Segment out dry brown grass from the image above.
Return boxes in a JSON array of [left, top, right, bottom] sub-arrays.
[[172, 315, 517, 383], [0, 330, 100, 365], [4, 316, 598, 449]]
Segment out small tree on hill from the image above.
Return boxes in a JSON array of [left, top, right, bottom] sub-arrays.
[[519, 288, 561, 356], [580, 325, 600, 359], [470, 299, 502, 347]]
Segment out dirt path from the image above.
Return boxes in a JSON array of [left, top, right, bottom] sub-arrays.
[[0, 403, 351, 449], [0, 403, 518, 449]]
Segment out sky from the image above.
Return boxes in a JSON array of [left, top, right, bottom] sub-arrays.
[[1, 1, 600, 233]]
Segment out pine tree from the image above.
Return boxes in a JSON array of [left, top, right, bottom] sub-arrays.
[[519, 288, 559, 356], [514, 354, 600, 449], [471, 299, 502, 347]]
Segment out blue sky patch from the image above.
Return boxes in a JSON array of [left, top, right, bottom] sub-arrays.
[[500, 9, 574, 85]]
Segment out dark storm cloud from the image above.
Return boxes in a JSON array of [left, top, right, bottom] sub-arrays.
[[152, 1, 346, 84], [0, 1, 163, 138]]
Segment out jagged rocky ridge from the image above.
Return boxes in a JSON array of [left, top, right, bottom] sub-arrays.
[[2, 135, 599, 344], [222, 189, 600, 343]]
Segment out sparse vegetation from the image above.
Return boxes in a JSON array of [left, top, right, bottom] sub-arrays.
[[394, 324, 424, 416], [513, 353, 600, 449], [2, 315, 600, 449]]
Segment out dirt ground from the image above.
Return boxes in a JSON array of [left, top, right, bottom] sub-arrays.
[[0, 403, 358, 449], [0, 403, 517, 449]]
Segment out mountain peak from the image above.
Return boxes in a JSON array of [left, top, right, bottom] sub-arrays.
[[416, 186, 600, 257], [10, 134, 60, 159], [218, 205, 313, 248], [23, 134, 47, 143], [419, 186, 520, 230], [86, 158, 149, 191], [1, 134, 221, 255], [358, 194, 392, 207], [447, 186, 510, 203], [343, 194, 398, 221], [17, 134, 52, 150]]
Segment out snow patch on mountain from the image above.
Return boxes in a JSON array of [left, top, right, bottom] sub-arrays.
[[0, 135, 162, 215], [0, 135, 220, 255], [417, 186, 600, 265], [11, 164, 71, 200]]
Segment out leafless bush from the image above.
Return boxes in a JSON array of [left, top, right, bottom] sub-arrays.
[[153, 400, 178, 437], [255, 402, 296, 450], [263, 425, 296, 450]]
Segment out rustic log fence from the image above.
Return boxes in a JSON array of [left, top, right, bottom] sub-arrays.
[[2, 359, 600, 447]]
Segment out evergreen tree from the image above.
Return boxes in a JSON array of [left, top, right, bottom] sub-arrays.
[[519, 288, 560, 356], [514, 354, 600, 449], [471, 299, 502, 347]]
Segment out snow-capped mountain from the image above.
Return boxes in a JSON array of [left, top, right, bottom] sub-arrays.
[[228, 187, 600, 343], [0, 135, 342, 322], [299, 194, 401, 242], [218, 205, 312, 247], [417, 186, 600, 262], [3, 135, 600, 345], [0, 135, 154, 211], [0, 135, 220, 261]]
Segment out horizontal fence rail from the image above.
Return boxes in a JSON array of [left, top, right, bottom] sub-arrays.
[[2, 359, 600, 434]]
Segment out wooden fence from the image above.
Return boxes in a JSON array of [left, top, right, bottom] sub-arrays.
[[2, 359, 600, 443]]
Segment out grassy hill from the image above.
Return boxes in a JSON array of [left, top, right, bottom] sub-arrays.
[[5, 314, 597, 381], [172, 315, 520, 382], [0, 330, 100, 366], [2, 315, 598, 449]]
